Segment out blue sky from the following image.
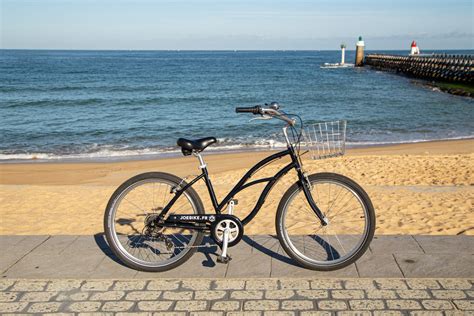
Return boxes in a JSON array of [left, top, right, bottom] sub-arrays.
[[1, 0, 473, 50]]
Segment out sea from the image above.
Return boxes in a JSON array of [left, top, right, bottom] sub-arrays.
[[1, 49, 473, 162]]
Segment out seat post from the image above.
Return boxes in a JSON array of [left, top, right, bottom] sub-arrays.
[[194, 152, 207, 169]]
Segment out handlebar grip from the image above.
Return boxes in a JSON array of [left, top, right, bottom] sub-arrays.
[[235, 106, 261, 114]]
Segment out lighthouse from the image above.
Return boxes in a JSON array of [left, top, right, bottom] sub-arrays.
[[355, 36, 365, 67], [340, 43, 346, 65], [410, 41, 420, 55]]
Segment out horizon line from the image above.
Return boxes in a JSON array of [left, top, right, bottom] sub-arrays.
[[1, 48, 473, 52]]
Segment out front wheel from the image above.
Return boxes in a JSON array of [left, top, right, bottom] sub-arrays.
[[276, 172, 375, 271]]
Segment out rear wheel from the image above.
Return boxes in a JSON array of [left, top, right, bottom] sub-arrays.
[[104, 172, 204, 272], [276, 173, 375, 270]]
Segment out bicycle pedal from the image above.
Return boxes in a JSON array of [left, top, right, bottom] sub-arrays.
[[216, 255, 232, 264]]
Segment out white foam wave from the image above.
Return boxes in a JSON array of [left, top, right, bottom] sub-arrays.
[[0, 135, 472, 162]]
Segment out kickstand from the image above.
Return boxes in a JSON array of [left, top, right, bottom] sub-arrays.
[[217, 226, 232, 264]]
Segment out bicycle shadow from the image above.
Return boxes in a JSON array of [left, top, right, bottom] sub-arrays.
[[94, 233, 219, 268], [242, 235, 341, 265], [94, 233, 340, 269]]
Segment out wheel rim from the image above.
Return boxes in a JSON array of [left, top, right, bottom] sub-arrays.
[[281, 179, 370, 266], [109, 178, 200, 268]]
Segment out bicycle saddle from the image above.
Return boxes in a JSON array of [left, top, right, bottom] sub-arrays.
[[177, 137, 217, 156]]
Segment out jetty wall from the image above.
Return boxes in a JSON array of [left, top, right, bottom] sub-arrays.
[[365, 54, 473, 84]]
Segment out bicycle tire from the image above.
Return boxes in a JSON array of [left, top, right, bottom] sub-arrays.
[[104, 172, 205, 272], [276, 172, 375, 271]]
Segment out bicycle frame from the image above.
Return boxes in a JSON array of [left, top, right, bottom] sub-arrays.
[[157, 127, 327, 228]]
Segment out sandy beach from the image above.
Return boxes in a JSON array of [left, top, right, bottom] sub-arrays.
[[0, 139, 473, 236]]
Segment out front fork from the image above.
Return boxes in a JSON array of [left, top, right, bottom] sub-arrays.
[[300, 172, 329, 226], [283, 126, 329, 227]]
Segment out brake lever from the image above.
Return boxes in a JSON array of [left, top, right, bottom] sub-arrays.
[[249, 115, 272, 122]]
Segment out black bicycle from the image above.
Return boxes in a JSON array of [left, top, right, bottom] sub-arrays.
[[104, 103, 375, 271]]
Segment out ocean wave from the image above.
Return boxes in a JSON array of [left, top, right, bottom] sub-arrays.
[[0, 135, 472, 162]]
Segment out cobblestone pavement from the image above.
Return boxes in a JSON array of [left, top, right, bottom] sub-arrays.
[[0, 278, 472, 315]]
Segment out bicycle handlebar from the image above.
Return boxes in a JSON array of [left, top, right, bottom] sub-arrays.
[[235, 106, 261, 114], [235, 104, 296, 126]]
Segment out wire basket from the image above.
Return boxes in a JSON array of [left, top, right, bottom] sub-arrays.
[[302, 120, 347, 160]]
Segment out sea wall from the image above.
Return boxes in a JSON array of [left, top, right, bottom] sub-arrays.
[[365, 54, 473, 84]]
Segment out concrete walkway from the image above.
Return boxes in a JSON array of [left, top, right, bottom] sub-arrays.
[[1, 235, 473, 279]]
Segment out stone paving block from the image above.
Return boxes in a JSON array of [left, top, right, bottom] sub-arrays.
[[11, 280, 47, 291], [453, 299, 474, 310], [90, 290, 125, 301], [311, 279, 343, 289], [214, 279, 245, 290], [344, 279, 376, 289], [174, 300, 208, 311], [190, 312, 224, 316], [356, 253, 403, 278], [296, 289, 328, 299], [0, 302, 28, 313], [421, 299, 454, 310], [317, 300, 348, 310], [365, 289, 397, 299], [27, 302, 62, 313], [20, 291, 57, 302], [338, 312, 371, 316], [162, 290, 193, 300], [386, 300, 422, 310], [375, 279, 408, 289], [246, 279, 279, 290], [181, 279, 212, 290], [406, 279, 440, 289], [414, 235, 474, 254], [230, 290, 264, 299], [438, 279, 473, 289], [0, 292, 18, 302], [431, 290, 467, 299], [281, 300, 314, 310], [81, 280, 114, 291], [211, 301, 241, 311], [194, 290, 226, 300], [0, 280, 14, 291], [55, 291, 90, 302], [101, 301, 135, 312], [137, 300, 173, 311], [67, 301, 102, 312], [332, 289, 365, 299], [300, 312, 332, 316], [227, 312, 261, 316], [113, 280, 147, 290], [279, 279, 310, 289], [369, 235, 423, 254], [125, 290, 162, 300], [265, 290, 295, 299], [147, 279, 180, 290], [396, 289, 431, 299], [372, 312, 403, 316], [349, 300, 385, 310], [244, 300, 279, 311], [46, 280, 83, 291]]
